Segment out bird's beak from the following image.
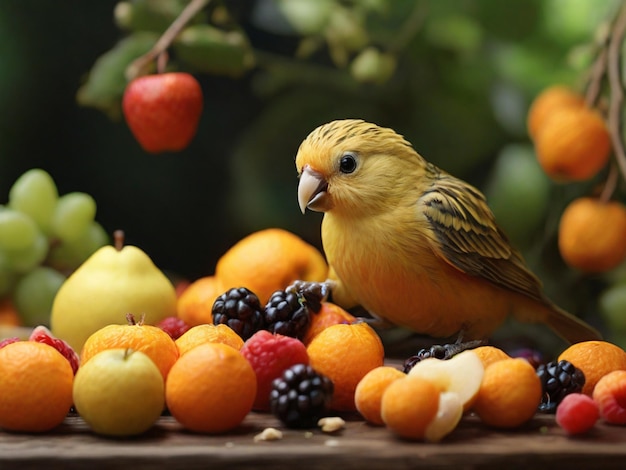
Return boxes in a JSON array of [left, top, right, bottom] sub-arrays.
[[298, 165, 329, 214]]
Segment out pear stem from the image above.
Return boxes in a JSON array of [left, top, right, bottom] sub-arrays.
[[113, 230, 125, 251]]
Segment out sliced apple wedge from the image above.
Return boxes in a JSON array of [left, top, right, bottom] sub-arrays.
[[408, 349, 485, 411], [424, 391, 463, 442]]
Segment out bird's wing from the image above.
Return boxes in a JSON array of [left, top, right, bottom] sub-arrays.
[[419, 170, 547, 304]]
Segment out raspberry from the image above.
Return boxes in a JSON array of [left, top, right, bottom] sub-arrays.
[[0, 337, 19, 349], [270, 363, 334, 428], [156, 316, 190, 340], [29, 326, 80, 374], [555, 393, 599, 435], [264, 289, 311, 339], [212, 287, 266, 341], [592, 370, 626, 425], [240, 330, 309, 410], [537, 359, 585, 413]]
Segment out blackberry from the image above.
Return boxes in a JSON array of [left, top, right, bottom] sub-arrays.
[[264, 289, 311, 339], [286, 280, 329, 313], [269, 364, 334, 428], [402, 339, 487, 373], [537, 359, 586, 413], [212, 287, 266, 341]]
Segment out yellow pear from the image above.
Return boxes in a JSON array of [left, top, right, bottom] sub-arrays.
[[50, 231, 177, 351]]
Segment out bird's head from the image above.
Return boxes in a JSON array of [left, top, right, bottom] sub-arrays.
[[296, 119, 424, 216]]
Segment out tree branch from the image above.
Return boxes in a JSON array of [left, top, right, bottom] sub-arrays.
[[607, 2, 626, 184], [125, 0, 211, 81]]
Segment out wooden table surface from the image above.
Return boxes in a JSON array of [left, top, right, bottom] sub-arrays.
[[1, 411, 625, 470]]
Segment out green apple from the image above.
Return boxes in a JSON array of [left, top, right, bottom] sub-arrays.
[[73, 348, 164, 436]]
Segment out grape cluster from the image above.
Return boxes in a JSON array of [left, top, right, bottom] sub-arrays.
[[0, 169, 109, 326]]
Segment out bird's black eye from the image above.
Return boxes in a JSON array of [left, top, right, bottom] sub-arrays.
[[339, 153, 357, 174]]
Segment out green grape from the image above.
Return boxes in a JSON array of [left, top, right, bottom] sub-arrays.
[[8, 168, 59, 234], [51, 192, 97, 242], [13, 266, 66, 327], [0, 208, 39, 250], [47, 221, 110, 272], [5, 232, 49, 273], [0, 248, 17, 297]]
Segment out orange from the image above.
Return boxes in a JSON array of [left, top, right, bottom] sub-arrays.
[[0, 341, 74, 432], [558, 198, 626, 273], [215, 228, 328, 304], [165, 342, 256, 433], [472, 358, 542, 429], [0, 298, 21, 326], [472, 345, 510, 369], [535, 106, 611, 182], [176, 275, 223, 326], [558, 340, 626, 395], [527, 85, 584, 139], [380, 375, 440, 440], [80, 314, 179, 380], [306, 322, 384, 411], [355, 365, 406, 425], [175, 323, 244, 356], [303, 301, 356, 345]]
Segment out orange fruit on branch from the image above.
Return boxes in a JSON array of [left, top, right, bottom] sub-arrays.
[[534, 106, 611, 182], [527, 85, 585, 140], [558, 197, 626, 273]]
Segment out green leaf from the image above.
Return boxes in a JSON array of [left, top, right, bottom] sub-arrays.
[[76, 32, 158, 119], [173, 24, 254, 77], [114, 0, 205, 33]]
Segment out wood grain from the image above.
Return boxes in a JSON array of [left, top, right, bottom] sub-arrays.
[[1, 412, 625, 469]]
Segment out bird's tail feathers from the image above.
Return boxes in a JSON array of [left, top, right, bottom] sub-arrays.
[[537, 302, 602, 344]]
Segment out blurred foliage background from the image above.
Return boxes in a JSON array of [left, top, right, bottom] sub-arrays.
[[1, 0, 624, 350]]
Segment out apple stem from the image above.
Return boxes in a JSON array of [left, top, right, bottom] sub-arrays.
[[126, 313, 146, 326], [125, 0, 211, 80], [113, 230, 125, 251]]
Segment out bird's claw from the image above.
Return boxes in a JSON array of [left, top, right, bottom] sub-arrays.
[[402, 338, 488, 373], [285, 280, 333, 312]]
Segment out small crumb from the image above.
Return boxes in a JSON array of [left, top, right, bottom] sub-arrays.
[[224, 442, 235, 448], [324, 439, 340, 447], [254, 427, 284, 442], [318, 417, 346, 433], [304, 431, 314, 439]]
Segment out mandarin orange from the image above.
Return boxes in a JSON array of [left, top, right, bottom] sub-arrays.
[[0, 341, 74, 432], [165, 342, 256, 433], [176, 275, 223, 326], [80, 313, 179, 380], [215, 228, 328, 304], [175, 323, 244, 356], [558, 340, 626, 395], [307, 322, 384, 411]]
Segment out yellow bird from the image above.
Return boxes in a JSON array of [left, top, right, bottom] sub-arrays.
[[296, 119, 601, 344]]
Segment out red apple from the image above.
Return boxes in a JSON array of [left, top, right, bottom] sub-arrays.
[[122, 72, 203, 153]]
